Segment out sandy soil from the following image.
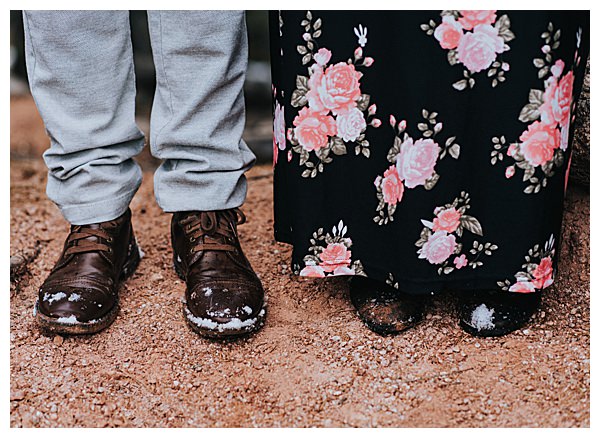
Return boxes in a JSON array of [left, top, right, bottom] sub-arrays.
[[10, 96, 590, 427]]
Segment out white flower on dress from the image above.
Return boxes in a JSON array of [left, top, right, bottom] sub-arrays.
[[273, 100, 286, 150], [354, 24, 368, 47], [300, 220, 365, 278]]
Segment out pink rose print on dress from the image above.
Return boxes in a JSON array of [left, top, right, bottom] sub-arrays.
[[434, 16, 463, 49], [531, 256, 554, 289], [560, 117, 570, 152], [271, 83, 289, 167], [318, 242, 352, 273], [508, 280, 536, 293], [307, 62, 363, 115], [456, 24, 506, 73], [498, 234, 556, 293], [299, 264, 325, 278], [336, 107, 367, 142], [374, 109, 461, 225], [286, 11, 381, 178], [415, 192, 498, 275], [458, 10, 497, 30], [272, 86, 284, 167], [491, 23, 582, 194], [432, 207, 461, 233], [422, 11, 515, 90], [273, 100, 286, 151], [376, 165, 404, 206], [418, 231, 457, 265], [299, 220, 365, 278], [395, 138, 440, 189], [293, 107, 337, 152], [454, 254, 468, 269], [273, 140, 278, 167], [332, 266, 357, 276], [540, 70, 574, 127], [313, 47, 332, 66], [518, 121, 560, 167]]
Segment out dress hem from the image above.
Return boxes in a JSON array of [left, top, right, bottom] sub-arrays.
[[276, 234, 551, 296]]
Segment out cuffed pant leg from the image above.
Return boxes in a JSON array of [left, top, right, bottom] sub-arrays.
[[23, 11, 145, 224], [147, 10, 255, 213]]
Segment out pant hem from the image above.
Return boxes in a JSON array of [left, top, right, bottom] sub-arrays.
[[158, 197, 246, 213], [59, 187, 139, 225]]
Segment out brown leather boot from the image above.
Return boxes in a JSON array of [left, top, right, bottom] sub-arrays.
[[34, 209, 141, 335], [172, 208, 266, 338]]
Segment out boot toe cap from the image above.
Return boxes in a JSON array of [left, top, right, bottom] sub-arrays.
[[187, 279, 265, 320], [37, 286, 114, 323]]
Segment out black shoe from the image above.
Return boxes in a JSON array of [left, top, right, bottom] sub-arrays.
[[349, 276, 426, 335], [458, 290, 541, 337]]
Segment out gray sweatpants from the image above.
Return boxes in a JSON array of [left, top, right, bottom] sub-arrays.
[[22, 11, 256, 225]]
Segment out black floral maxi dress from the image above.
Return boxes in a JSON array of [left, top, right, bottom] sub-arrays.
[[268, 11, 589, 295]]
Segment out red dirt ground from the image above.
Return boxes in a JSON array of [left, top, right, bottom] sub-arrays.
[[10, 96, 589, 427]]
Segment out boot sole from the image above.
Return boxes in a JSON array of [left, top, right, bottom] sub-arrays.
[[182, 302, 266, 339], [357, 314, 421, 336], [35, 240, 142, 336], [34, 299, 121, 335], [173, 255, 266, 339]]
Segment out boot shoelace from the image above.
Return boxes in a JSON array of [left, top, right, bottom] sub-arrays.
[[179, 208, 246, 253], [64, 224, 115, 256]]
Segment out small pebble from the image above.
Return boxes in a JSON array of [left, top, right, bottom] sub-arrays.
[[10, 391, 25, 401], [151, 273, 164, 282]]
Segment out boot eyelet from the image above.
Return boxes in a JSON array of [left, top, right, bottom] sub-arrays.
[[107, 237, 113, 242], [107, 248, 113, 254], [190, 237, 196, 242]]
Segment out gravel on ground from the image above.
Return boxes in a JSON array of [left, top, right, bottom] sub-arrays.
[[10, 96, 590, 427]]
